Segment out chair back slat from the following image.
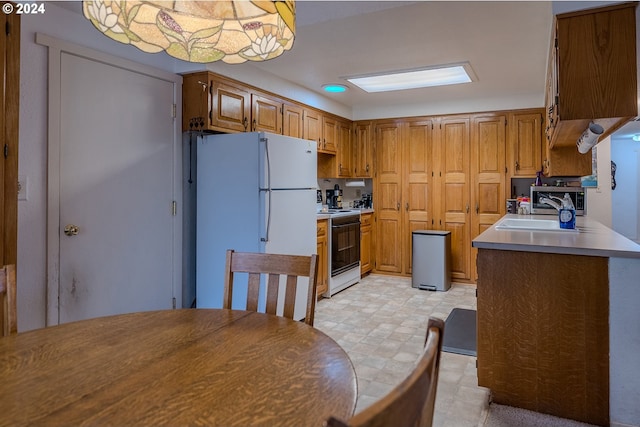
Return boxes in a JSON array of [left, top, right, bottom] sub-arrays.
[[1, 264, 18, 337], [246, 272, 261, 312], [265, 274, 280, 315], [282, 275, 298, 319], [325, 317, 445, 427], [223, 250, 318, 326]]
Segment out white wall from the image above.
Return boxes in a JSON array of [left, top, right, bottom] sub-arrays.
[[17, 3, 352, 331], [586, 138, 613, 227], [18, 4, 182, 331], [611, 138, 640, 243]]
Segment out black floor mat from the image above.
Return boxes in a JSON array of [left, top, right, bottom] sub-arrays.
[[442, 308, 477, 356]]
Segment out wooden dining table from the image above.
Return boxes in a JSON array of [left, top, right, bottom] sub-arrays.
[[0, 309, 358, 426]]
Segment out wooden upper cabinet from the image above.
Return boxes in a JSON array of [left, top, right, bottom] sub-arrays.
[[354, 121, 373, 178], [543, 144, 592, 177], [211, 78, 251, 133], [283, 103, 304, 138], [336, 120, 352, 177], [546, 2, 637, 148], [507, 111, 543, 177], [251, 93, 283, 134], [182, 71, 286, 135], [321, 116, 338, 154], [182, 72, 251, 133], [303, 108, 321, 147]]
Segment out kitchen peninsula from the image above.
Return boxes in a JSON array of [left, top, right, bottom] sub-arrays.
[[472, 215, 640, 426]]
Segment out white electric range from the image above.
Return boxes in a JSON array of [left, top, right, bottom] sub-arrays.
[[323, 209, 361, 296]]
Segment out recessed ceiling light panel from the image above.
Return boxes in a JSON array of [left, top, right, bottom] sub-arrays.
[[346, 62, 476, 93]]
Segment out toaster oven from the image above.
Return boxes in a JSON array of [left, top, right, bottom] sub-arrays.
[[530, 186, 586, 215]]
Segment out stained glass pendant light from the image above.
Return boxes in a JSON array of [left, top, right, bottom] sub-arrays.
[[82, 1, 295, 63]]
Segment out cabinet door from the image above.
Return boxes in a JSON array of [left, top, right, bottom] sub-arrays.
[[283, 103, 304, 138], [374, 122, 403, 273], [251, 93, 283, 134], [543, 144, 592, 177], [336, 120, 352, 177], [403, 119, 434, 274], [303, 108, 321, 148], [556, 4, 637, 121], [437, 116, 471, 282], [508, 112, 542, 177], [321, 116, 337, 154], [354, 122, 373, 178], [360, 214, 373, 275], [211, 79, 251, 132], [471, 114, 506, 281], [316, 220, 328, 297]]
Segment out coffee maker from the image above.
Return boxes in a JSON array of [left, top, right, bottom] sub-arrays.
[[326, 184, 343, 209]]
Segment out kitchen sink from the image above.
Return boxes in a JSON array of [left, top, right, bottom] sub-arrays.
[[494, 217, 579, 232]]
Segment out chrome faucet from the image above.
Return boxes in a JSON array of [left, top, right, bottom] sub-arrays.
[[538, 195, 563, 211]]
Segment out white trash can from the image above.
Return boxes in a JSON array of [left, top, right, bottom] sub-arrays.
[[412, 230, 451, 291]]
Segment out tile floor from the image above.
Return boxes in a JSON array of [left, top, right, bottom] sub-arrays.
[[314, 273, 489, 427]]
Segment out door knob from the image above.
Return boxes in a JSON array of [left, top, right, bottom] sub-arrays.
[[64, 224, 79, 236]]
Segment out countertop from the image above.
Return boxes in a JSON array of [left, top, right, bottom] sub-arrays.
[[472, 214, 640, 258], [317, 208, 374, 220]]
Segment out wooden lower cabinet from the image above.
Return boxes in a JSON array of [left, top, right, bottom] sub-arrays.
[[360, 213, 373, 275], [476, 249, 609, 426], [316, 219, 329, 298]]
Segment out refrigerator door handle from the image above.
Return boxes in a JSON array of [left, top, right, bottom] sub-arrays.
[[261, 136, 271, 242]]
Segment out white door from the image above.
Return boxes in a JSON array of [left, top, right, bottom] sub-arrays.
[[56, 52, 177, 323]]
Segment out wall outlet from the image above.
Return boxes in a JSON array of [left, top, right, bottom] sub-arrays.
[[17, 175, 28, 201], [356, 189, 361, 197]]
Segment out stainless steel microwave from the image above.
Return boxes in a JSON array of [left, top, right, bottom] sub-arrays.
[[530, 186, 586, 215]]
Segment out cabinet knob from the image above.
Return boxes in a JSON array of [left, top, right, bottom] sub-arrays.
[[243, 117, 248, 131], [405, 202, 409, 211], [397, 202, 400, 211]]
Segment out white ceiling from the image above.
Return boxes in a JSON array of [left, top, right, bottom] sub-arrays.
[[57, 1, 554, 118], [52, 0, 640, 136], [255, 1, 553, 117]]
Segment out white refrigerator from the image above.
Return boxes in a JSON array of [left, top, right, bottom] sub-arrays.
[[196, 132, 317, 321]]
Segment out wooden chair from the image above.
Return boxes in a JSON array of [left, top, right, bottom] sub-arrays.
[[325, 317, 445, 427], [223, 250, 319, 326], [1, 264, 17, 336]]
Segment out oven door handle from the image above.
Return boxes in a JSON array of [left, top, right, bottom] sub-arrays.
[[331, 222, 359, 229]]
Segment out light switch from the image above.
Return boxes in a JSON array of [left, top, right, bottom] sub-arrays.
[[17, 175, 28, 201]]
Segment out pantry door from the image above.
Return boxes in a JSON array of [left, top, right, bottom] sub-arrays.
[[44, 37, 182, 325]]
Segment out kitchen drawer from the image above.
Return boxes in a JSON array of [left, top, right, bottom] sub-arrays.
[[317, 219, 328, 237], [360, 213, 373, 227]]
